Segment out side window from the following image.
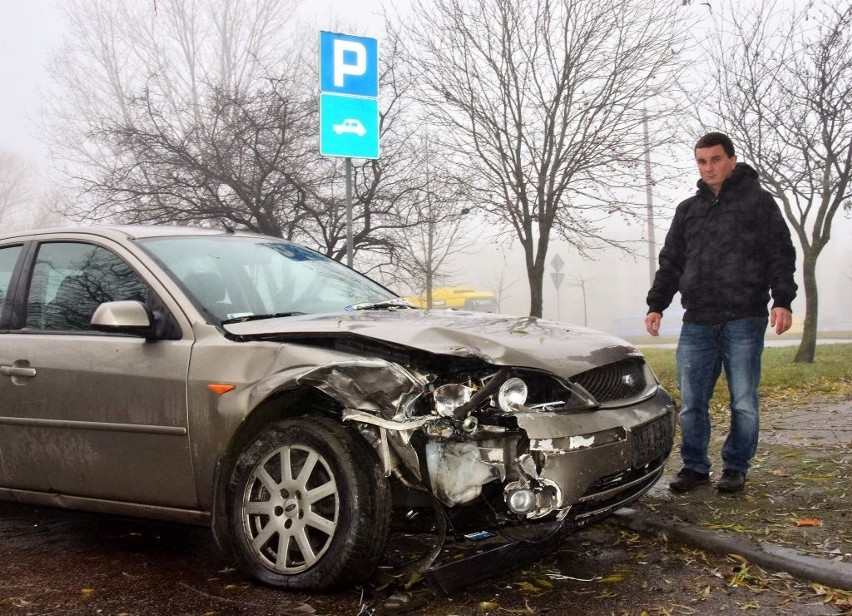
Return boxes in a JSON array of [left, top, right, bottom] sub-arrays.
[[0, 245, 23, 317], [25, 242, 149, 331]]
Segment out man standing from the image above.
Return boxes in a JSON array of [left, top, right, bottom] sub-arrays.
[[645, 132, 797, 494]]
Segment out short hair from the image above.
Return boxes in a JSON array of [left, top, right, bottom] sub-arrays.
[[695, 132, 735, 157]]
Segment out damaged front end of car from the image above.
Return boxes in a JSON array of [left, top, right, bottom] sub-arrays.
[[296, 352, 675, 537], [220, 311, 676, 591]]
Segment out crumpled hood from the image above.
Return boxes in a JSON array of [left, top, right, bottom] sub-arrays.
[[223, 309, 640, 379]]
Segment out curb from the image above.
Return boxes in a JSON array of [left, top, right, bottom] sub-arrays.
[[611, 507, 852, 592]]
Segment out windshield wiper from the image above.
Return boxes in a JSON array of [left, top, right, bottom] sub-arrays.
[[222, 312, 305, 324], [345, 298, 416, 311]]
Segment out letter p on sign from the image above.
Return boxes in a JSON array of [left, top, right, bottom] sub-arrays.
[[334, 40, 366, 87], [319, 32, 378, 98]]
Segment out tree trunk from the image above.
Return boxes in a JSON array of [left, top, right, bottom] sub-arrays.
[[793, 250, 819, 363], [527, 263, 544, 318]]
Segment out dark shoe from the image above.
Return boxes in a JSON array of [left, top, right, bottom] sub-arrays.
[[669, 468, 710, 492], [717, 469, 746, 493]]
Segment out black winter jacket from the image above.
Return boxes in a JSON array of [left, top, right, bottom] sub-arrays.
[[646, 163, 797, 324]]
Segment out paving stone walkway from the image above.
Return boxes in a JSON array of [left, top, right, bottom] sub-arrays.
[[761, 400, 852, 447]]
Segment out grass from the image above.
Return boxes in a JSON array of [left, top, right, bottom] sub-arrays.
[[639, 342, 852, 408]]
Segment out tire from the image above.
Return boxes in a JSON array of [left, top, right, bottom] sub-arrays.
[[226, 416, 391, 590]]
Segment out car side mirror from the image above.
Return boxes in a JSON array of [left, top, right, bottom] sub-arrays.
[[90, 300, 158, 340]]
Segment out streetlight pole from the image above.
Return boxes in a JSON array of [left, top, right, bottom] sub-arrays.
[[643, 107, 656, 286], [570, 275, 588, 327]]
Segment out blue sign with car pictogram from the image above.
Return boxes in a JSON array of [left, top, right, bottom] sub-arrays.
[[319, 31, 379, 159]]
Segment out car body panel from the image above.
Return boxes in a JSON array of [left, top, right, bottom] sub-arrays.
[[223, 309, 639, 380], [0, 332, 196, 505]]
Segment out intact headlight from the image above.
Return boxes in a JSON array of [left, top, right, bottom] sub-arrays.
[[497, 377, 528, 412]]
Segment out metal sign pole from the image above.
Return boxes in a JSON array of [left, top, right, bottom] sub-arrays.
[[346, 157, 353, 268], [318, 31, 379, 269]]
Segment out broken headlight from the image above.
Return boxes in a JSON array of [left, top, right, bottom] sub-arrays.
[[433, 382, 475, 418]]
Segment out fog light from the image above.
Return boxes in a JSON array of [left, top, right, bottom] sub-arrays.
[[498, 377, 528, 412], [507, 488, 536, 515]]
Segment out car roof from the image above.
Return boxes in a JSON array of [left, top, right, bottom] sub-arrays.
[[0, 225, 269, 243]]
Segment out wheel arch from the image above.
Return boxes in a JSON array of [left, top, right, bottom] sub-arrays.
[[210, 383, 346, 555], [209, 357, 420, 558]]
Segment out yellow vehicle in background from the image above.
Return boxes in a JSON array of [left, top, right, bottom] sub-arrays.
[[406, 286, 497, 312]]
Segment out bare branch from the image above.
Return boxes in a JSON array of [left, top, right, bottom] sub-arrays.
[[391, 0, 694, 316]]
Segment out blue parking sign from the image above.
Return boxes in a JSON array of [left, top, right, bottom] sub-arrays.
[[320, 32, 378, 97], [319, 31, 380, 159], [320, 94, 379, 159]]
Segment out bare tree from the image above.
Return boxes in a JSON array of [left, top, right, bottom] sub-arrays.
[[390, 0, 692, 317], [0, 151, 74, 231], [485, 245, 521, 312], [384, 134, 477, 304], [0, 152, 31, 227], [43, 0, 436, 271], [44, 0, 301, 177], [700, 0, 852, 362], [43, 0, 307, 224], [71, 81, 318, 238]]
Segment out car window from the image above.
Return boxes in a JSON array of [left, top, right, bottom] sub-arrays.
[[25, 242, 149, 331], [0, 245, 23, 317]]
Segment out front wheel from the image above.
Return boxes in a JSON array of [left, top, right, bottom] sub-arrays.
[[226, 417, 390, 590]]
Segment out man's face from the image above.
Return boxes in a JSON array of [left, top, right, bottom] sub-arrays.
[[695, 144, 737, 194]]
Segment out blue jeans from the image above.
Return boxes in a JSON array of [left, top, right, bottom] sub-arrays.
[[676, 317, 767, 475]]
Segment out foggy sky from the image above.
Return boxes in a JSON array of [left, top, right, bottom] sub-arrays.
[[2, 0, 849, 335]]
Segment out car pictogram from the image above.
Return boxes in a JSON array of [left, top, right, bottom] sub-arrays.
[[332, 118, 367, 137]]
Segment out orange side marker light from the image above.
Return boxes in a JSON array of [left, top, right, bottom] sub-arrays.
[[208, 383, 236, 395]]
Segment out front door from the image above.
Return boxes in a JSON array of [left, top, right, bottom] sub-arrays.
[[0, 239, 197, 508]]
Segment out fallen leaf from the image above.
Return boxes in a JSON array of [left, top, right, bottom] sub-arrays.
[[404, 571, 423, 590], [599, 572, 628, 583], [795, 517, 823, 527], [770, 469, 789, 477]]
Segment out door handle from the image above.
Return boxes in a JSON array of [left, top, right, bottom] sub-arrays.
[[1, 365, 37, 378]]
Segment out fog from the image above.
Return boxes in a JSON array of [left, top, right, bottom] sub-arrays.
[[1, 1, 849, 337], [441, 212, 852, 337]]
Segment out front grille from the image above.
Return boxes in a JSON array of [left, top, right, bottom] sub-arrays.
[[571, 357, 647, 403]]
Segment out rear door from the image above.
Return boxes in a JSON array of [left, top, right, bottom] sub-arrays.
[[0, 236, 198, 508]]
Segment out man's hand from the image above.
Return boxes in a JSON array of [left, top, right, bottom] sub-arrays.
[[770, 307, 793, 335], [645, 312, 662, 337]]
